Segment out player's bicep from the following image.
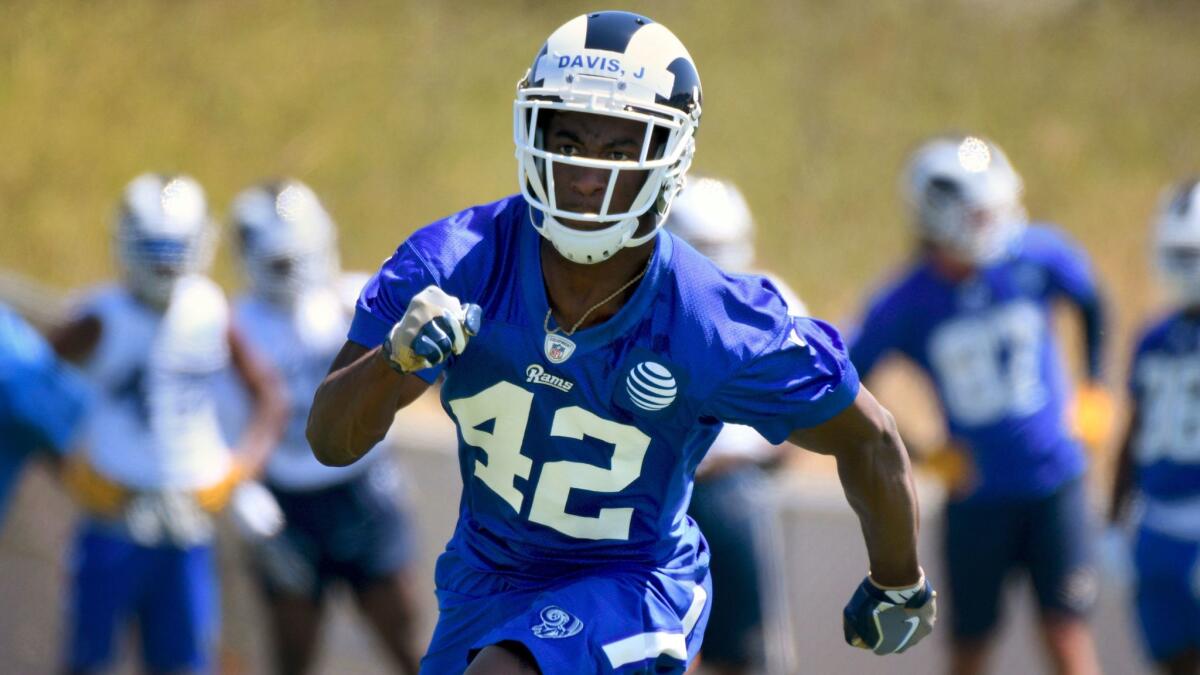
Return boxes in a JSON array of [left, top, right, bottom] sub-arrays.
[[786, 386, 894, 456]]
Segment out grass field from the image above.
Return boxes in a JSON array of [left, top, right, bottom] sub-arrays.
[[3, 0, 1200, 342]]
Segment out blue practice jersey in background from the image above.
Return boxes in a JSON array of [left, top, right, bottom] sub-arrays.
[[0, 303, 90, 525], [1127, 311, 1200, 503], [848, 225, 1096, 500], [349, 195, 859, 580]]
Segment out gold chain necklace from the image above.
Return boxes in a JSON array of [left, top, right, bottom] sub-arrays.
[[543, 261, 650, 338]]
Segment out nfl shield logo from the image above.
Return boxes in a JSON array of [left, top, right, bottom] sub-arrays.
[[544, 334, 576, 364]]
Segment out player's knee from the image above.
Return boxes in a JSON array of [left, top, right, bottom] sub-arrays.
[[466, 642, 541, 675]]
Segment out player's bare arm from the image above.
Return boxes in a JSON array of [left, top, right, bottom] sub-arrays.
[[789, 385, 935, 655], [789, 386, 920, 585], [48, 313, 102, 365], [227, 324, 288, 476], [307, 340, 431, 467], [1108, 402, 1141, 525]]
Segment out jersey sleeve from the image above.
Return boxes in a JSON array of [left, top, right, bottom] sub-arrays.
[[846, 286, 906, 380], [347, 241, 445, 384], [1039, 227, 1100, 304], [9, 360, 90, 454], [703, 317, 860, 444]]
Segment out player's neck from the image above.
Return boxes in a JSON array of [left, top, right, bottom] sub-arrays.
[[926, 248, 976, 283], [540, 238, 655, 333]]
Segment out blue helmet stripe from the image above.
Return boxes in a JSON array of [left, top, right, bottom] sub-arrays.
[[655, 56, 702, 111], [583, 11, 652, 53]]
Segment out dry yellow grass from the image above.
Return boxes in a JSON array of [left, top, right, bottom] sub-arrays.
[[1, 0, 1198, 361]]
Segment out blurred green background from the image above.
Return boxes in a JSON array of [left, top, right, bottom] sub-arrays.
[[4, 0, 1199, 345]]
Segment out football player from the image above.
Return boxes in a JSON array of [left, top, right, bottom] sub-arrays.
[[308, 11, 936, 674], [0, 301, 90, 529], [847, 135, 1107, 675], [51, 173, 287, 674], [1110, 178, 1200, 675], [666, 176, 801, 675], [227, 179, 421, 674]]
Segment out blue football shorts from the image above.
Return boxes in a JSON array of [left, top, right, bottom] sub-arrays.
[[419, 545, 712, 674], [66, 520, 217, 672], [944, 477, 1097, 640], [1134, 525, 1200, 663]]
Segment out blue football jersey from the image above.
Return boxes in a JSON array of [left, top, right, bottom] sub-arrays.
[[848, 225, 1096, 500], [0, 303, 90, 524], [349, 195, 859, 578], [1127, 311, 1200, 502]]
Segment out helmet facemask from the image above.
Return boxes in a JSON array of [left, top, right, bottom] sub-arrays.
[[514, 12, 701, 265], [904, 136, 1027, 266], [114, 174, 214, 309], [1155, 179, 1200, 305], [919, 176, 1027, 265], [232, 181, 339, 307]]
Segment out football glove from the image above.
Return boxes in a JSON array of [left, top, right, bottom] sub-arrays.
[[62, 457, 129, 517], [843, 572, 937, 655], [382, 285, 482, 374], [1071, 384, 1115, 454], [194, 462, 246, 513], [916, 443, 974, 496], [228, 480, 285, 540]]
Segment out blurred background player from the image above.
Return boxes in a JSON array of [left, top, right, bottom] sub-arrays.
[[846, 135, 1109, 675], [226, 179, 421, 674], [50, 173, 287, 675], [1110, 178, 1200, 675], [0, 301, 90, 530], [665, 176, 800, 675]]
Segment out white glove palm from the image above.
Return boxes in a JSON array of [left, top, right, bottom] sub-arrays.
[[382, 285, 482, 373]]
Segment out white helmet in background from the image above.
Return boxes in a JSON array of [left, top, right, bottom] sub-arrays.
[[231, 179, 338, 305], [1155, 178, 1200, 304], [902, 135, 1027, 265], [665, 176, 755, 271], [115, 173, 214, 308], [514, 10, 702, 264]]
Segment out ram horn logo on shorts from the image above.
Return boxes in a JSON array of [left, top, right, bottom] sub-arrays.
[[625, 361, 677, 411], [531, 606, 584, 639]]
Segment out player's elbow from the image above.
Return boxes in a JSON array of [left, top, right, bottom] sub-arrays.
[[306, 401, 360, 468]]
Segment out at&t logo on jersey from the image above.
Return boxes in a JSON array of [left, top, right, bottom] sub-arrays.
[[531, 606, 584, 639], [626, 361, 677, 411]]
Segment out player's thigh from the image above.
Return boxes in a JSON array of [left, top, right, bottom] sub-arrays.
[[944, 498, 1021, 640], [688, 468, 768, 667], [65, 522, 147, 670], [137, 544, 219, 673], [470, 569, 713, 674], [1133, 526, 1200, 665], [1025, 478, 1098, 619]]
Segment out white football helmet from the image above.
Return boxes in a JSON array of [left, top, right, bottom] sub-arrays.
[[231, 180, 338, 305], [514, 10, 702, 264], [115, 173, 214, 307], [1154, 178, 1200, 304], [902, 135, 1027, 265], [664, 176, 755, 271]]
